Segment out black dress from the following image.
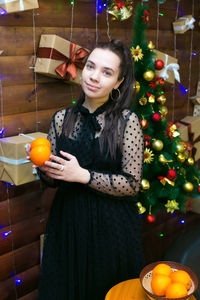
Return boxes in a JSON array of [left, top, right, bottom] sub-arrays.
[[38, 101, 145, 300]]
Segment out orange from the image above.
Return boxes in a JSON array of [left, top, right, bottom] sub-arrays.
[[30, 145, 51, 166], [152, 263, 173, 277], [31, 137, 51, 150], [151, 274, 171, 296], [165, 282, 188, 298], [170, 270, 192, 291]]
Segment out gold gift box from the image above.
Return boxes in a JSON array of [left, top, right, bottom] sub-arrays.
[[154, 49, 179, 84], [0, 132, 47, 186], [35, 34, 90, 85], [173, 15, 194, 34], [0, 0, 39, 14], [176, 116, 200, 163]]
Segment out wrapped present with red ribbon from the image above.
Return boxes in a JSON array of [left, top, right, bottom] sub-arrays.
[[35, 35, 90, 85], [176, 116, 200, 165], [0, 0, 39, 14]]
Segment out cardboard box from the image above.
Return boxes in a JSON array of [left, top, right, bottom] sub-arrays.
[[35, 35, 90, 85], [0, 132, 47, 186], [176, 116, 200, 163], [0, 0, 39, 14], [173, 15, 195, 34], [154, 49, 180, 84]]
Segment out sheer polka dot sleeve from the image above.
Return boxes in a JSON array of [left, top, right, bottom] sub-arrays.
[[37, 109, 66, 187], [47, 109, 66, 155], [87, 112, 144, 197]]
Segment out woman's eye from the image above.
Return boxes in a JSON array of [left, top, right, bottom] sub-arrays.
[[86, 64, 93, 69], [104, 71, 111, 76]]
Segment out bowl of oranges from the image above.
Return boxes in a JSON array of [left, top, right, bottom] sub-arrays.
[[140, 261, 198, 300]]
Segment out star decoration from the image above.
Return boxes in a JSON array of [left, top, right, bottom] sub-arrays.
[[142, 10, 150, 24], [144, 148, 154, 163], [165, 200, 179, 213], [130, 45, 144, 62]]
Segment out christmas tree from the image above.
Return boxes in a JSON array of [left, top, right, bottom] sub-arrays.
[[131, 5, 200, 219]]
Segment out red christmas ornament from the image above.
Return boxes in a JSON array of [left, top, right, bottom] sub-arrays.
[[140, 119, 148, 129], [155, 59, 164, 70], [198, 185, 200, 194], [167, 169, 177, 180], [147, 214, 156, 223], [152, 113, 161, 122], [145, 141, 150, 147]]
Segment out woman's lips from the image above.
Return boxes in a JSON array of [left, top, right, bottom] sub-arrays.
[[85, 82, 100, 91]]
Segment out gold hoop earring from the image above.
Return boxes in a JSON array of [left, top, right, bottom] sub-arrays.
[[111, 88, 121, 101]]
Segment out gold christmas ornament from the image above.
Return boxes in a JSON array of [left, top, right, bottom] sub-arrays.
[[148, 40, 155, 50], [159, 177, 175, 186], [183, 182, 194, 192], [136, 202, 146, 214], [108, 4, 133, 21], [168, 123, 180, 138], [165, 200, 179, 213], [157, 95, 167, 105], [133, 81, 140, 94], [141, 178, 150, 190], [152, 139, 164, 151], [144, 148, 154, 163], [143, 70, 155, 81], [139, 97, 147, 106], [187, 157, 194, 166], [175, 142, 185, 153], [177, 153, 186, 163], [159, 105, 168, 118], [158, 154, 173, 164], [131, 45, 144, 62], [148, 94, 155, 103]]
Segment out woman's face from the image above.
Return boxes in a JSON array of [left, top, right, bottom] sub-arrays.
[[81, 48, 123, 101]]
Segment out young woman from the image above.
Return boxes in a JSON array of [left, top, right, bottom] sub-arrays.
[[37, 39, 145, 300]]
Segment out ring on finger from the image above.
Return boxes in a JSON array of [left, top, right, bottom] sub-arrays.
[[60, 165, 64, 171]]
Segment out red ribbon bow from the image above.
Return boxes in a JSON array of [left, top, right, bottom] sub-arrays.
[[37, 42, 89, 81]]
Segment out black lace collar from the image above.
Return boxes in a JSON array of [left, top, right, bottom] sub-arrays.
[[75, 98, 111, 117]]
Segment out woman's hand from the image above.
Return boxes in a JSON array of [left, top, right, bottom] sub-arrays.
[[42, 150, 90, 184], [26, 143, 46, 173]]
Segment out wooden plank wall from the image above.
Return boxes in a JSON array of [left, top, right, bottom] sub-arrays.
[[0, 0, 200, 299]]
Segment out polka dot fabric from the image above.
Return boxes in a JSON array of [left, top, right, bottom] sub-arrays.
[[38, 102, 145, 300], [87, 110, 144, 196]]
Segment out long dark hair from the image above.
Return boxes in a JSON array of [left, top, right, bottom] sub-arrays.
[[63, 39, 135, 159]]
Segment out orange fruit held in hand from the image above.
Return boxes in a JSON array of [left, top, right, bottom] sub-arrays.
[[170, 270, 192, 291], [165, 282, 188, 298], [31, 137, 51, 150], [30, 145, 51, 166], [151, 274, 171, 296], [152, 263, 173, 277]]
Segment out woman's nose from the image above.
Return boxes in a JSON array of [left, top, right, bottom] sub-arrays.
[[90, 70, 100, 81]]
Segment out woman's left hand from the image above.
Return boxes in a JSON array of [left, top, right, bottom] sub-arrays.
[[42, 150, 90, 184]]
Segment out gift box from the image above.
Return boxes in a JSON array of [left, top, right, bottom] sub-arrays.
[[172, 15, 195, 34], [0, 0, 39, 14], [35, 35, 90, 85], [0, 132, 47, 186], [176, 116, 200, 163], [154, 49, 180, 84]]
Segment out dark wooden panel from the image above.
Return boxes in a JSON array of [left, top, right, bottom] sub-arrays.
[[0, 265, 40, 299], [0, 0, 199, 31], [3, 108, 62, 137], [0, 214, 48, 255], [2, 82, 81, 116], [18, 289, 38, 300], [0, 241, 40, 281]]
